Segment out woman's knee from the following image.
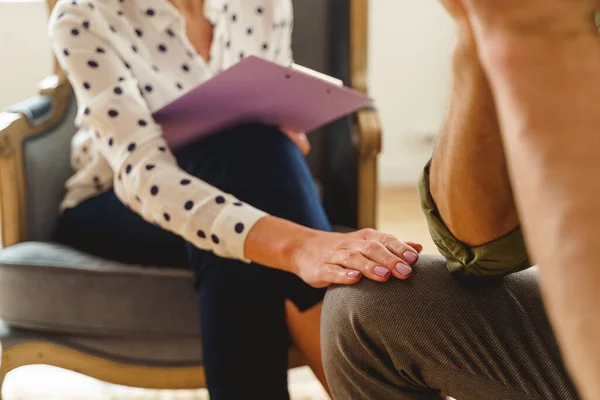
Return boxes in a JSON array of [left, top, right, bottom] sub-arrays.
[[226, 123, 299, 160], [223, 125, 327, 230]]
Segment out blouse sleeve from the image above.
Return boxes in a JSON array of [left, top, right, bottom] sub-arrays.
[[49, 2, 267, 262]]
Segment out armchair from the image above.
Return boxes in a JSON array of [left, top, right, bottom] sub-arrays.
[[0, 0, 382, 396]]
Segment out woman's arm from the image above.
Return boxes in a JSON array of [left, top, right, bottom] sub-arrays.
[[246, 216, 422, 287], [50, 2, 266, 261], [50, 0, 421, 288]]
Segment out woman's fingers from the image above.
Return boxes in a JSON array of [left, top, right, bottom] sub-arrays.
[[406, 242, 424, 254], [280, 127, 311, 155], [329, 249, 395, 282], [363, 230, 420, 267], [329, 241, 412, 281], [320, 263, 362, 286], [359, 240, 413, 280]]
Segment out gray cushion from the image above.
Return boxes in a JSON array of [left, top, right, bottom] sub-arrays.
[[0, 242, 200, 337]]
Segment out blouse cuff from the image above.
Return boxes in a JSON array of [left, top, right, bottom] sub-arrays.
[[210, 201, 267, 262]]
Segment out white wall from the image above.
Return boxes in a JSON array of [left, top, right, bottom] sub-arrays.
[[0, 1, 53, 110], [0, 0, 456, 186], [370, 1, 457, 185]]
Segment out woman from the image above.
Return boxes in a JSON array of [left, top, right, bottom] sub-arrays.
[[49, 0, 421, 398]]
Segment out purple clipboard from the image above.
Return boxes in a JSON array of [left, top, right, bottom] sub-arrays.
[[153, 56, 373, 149]]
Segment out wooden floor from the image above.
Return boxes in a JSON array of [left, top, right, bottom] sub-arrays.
[[377, 186, 437, 254], [1, 187, 435, 400]]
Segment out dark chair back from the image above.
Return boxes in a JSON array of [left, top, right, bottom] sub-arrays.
[[292, 0, 358, 228]]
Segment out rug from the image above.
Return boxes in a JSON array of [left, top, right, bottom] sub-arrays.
[[2, 365, 329, 399]]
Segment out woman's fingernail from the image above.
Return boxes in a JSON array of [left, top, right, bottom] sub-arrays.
[[347, 270, 360, 278], [403, 251, 419, 264], [396, 263, 412, 276], [374, 266, 390, 277]]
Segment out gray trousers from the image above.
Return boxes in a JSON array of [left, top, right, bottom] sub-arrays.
[[321, 255, 579, 400]]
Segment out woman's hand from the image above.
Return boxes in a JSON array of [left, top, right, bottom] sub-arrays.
[[280, 127, 311, 156], [292, 229, 423, 288], [245, 216, 422, 289]]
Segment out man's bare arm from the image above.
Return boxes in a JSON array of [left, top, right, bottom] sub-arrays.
[[430, 16, 519, 247], [462, 0, 600, 397]]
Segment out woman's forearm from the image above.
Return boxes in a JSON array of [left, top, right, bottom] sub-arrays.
[[244, 216, 318, 274]]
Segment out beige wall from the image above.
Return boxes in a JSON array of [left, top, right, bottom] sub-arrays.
[[0, 0, 456, 185], [0, 1, 53, 110], [370, 1, 456, 184]]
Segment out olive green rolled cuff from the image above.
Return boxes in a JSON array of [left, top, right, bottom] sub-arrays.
[[419, 161, 532, 276]]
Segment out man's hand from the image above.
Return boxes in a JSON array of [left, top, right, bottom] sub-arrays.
[[439, 0, 475, 48], [439, 0, 467, 20]]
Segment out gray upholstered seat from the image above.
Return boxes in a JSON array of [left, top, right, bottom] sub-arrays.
[[0, 242, 198, 337], [0, 0, 381, 395]]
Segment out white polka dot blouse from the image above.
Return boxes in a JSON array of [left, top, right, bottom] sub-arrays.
[[49, 0, 294, 262]]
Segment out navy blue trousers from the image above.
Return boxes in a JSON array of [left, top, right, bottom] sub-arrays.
[[54, 124, 330, 399]]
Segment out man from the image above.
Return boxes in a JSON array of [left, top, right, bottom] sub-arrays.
[[321, 0, 600, 398]]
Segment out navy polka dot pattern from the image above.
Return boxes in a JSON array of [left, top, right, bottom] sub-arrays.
[[49, 0, 289, 261]]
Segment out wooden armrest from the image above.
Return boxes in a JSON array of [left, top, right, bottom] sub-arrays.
[[355, 108, 382, 230], [0, 112, 29, 247], [0, 75, 72, 248], [356, 107, 382, 159]]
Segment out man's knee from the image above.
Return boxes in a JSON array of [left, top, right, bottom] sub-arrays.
[[321, 255, 455, 366], [321, 255, 466, 398]]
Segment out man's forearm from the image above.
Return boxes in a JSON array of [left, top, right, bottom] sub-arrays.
[[430, 41, 519, 247], [464, 0, 600, 397]]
